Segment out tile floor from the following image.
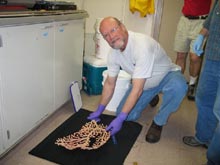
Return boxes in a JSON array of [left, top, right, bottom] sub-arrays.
[[0, 91, 207, 165]]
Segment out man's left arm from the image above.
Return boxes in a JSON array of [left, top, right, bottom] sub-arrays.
[[121, 78, 146, 114], [106, 78, 146, 136]]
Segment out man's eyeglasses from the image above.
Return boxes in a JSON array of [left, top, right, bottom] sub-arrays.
[[102, 25, 120, 39]]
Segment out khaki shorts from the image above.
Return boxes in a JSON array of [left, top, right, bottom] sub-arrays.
[[174, 16, 205, 53]]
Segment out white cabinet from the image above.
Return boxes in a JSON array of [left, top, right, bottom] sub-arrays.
[[0, 109, 3, 155], [54, 19, 84, 109], [0, 23, 54, 153], [0, 16, 85, 156]]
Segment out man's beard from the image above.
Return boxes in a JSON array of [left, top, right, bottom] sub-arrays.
[[111, 39, 124, 50]]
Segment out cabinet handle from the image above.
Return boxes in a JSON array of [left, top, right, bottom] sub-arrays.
[[7, 130, 10, 139], [59, 23, 69, 27], [0, 35, 3, 47], [42, 25, 53, 29]]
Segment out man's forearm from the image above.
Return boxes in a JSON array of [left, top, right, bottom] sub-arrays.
[[121, 78, 145, 114], [120, 90, 141, 114], [100, 81, 115, 106]]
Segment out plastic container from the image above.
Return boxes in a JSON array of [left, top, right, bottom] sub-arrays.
[[102, 70, 131, 112], [94, 18, 111, 59], [83, 55, 107, 67], [82, 62, 107, 95]]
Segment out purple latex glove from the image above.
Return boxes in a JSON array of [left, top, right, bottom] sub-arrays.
[[87, 104, 105, 122], [193, 34, 205, 56], [106, 112, 128, 136]]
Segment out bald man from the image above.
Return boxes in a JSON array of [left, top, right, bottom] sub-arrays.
[[87, 17, 187, 143]]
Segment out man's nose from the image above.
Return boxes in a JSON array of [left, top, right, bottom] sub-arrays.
[[108, 32, 114, 40]]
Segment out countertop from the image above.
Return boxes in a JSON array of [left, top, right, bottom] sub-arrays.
[[0, 10, 89, 27]]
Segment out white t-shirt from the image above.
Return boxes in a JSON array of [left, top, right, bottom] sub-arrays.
[[107, 31, 180, 90]]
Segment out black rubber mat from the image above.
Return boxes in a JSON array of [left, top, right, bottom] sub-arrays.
[[29, 109, 142, 165]]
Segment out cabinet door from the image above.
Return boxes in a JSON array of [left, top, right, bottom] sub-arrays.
[[0, 23, 54, 150], [54, 19, 84, 109], [0, 32, 7, 155], [0, 106, 4, 155]]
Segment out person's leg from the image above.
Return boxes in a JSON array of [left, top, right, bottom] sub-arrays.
[[206, 120, 220, 165], [183, 59, 219, 147], [206, 60, 220, 165], [117, 71, 187, 143], [116, 84, 160, 121], [176, 52, 188, 73], [153, 71, 188, 125], [187, 52, 202, 100], [174, 16, 190, 74], [118, 71, 187, 122], [206, 123, 220, 165], [189, 52, 202, 80], [195, 59, 218, 145], [145, 71, 187, 143], [176, 52, 188, 74], [187, 19, 204, 101], [149, 94, 159, 107]]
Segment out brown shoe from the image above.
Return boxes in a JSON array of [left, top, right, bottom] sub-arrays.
[[146, 121, 163, 143]]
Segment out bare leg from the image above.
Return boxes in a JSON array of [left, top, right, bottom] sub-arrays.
[[176, 52, 188, 73], [189, 52, 202, 78], [187, 52, 202, 101]]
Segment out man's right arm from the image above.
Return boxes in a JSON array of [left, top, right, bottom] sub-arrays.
[[87, 74, 117, 121], [99, 75, 117, 106]]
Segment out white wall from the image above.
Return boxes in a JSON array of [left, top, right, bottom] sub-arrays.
[[158, 0, 191, 80], [78, 0, 159, 56], [55, 0, 186, 77], [159, 0, 183, 62], [58, 0, 155, 34], [82, 0, 155, 35]]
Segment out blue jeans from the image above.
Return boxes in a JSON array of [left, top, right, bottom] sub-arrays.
[[116, 70, 187, 126], [195, 59, 220, 165], [207, 123, 220, 165]]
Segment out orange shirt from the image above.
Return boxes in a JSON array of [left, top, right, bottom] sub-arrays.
[[182, 0, 211, 16]]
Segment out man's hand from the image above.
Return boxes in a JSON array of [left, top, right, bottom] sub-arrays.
[[106, 112, 128, 136], [193, 34, 205, 56], [87, 104, 105, 122]]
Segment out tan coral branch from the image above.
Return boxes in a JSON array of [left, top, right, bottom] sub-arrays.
[[55, 120, 111, 150]]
